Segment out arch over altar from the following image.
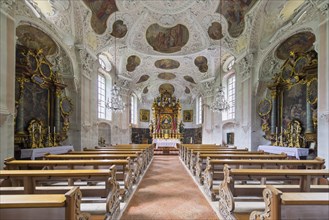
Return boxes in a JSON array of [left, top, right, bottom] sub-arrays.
[[150, 91, 183, 147]]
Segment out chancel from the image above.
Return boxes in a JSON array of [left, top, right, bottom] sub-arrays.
[[1, 1, 328, 220]]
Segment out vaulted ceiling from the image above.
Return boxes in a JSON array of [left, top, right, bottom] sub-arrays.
[[20, 0, 311, 103]]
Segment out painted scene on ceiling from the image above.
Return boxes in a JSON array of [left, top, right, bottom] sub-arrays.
[[146, 24, 189, 53]]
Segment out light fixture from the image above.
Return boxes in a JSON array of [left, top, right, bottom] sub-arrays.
[[210, 4, 229, 114], [105, 12, 125, 112], [210, 84, 230, 112]]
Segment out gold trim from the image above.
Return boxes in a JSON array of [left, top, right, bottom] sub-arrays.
[[258, 99, 271, 117], [307, 78, 318, 105]]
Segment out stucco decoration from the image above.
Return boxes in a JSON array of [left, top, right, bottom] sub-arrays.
[[16, 25, 58, 55], [111, 20, 128, 38], [82, 0, 118, 35], [154, 59, 180, 69], [136, 75, 150, 84], [275, 32, 315, 60], [159, 83, 175, 94], [184, 76, 197, 84], [146, 23, 189, 53], [126, 55, 141, 72], [158, 73, 176, 80], [194, 56, 208, 73], [216, 0, 258, 38], [208, 22, 224, 40]]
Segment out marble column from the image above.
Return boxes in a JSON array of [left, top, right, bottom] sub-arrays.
[[305, 101, 314, 133], [270, 90, 277, 134]]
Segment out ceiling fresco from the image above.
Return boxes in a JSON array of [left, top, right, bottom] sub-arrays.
[[126, 55, 141, 72], [158, 73, 176, 80], [184, 76, 197, 84], [194, 56, 208, 73], [83, 0, 118, 35], [185, 87, 191, 94], [111, 20, 128, 38], [146, 24, 189, 53], [208, 22, 224, 40], [154, 59, 180, 70], [159, 83, 175, 95], [136, 75, 150, 84], [16, 25, 58, 55], [24, 0, 315, 103], [216, 0, 258, 38], [276, 32, 315, 60]]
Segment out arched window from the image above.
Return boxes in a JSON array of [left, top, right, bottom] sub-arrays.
[[130, 94, 137, 125], [196, 96, 203, 124], [98, 74, 106, 119], [98, 70, 112, 120], [226, 74, 235, 120]]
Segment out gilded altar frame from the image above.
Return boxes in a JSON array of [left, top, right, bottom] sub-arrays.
[[14, 45, 72, 148], [258, 51, 318, 149]]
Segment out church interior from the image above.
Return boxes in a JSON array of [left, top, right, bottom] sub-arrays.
[[0, 0, 329, 219]]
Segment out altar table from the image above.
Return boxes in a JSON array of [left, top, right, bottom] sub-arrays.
[[152, 139, 180, 149], [258, 145, 309, 159], [21, 145, 74, 160]]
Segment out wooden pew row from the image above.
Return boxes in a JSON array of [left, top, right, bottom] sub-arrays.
[[188, 150, 265, 175], [181, 146, 247, 164], [179, 144, 239, 162], [0, 187, 90, 220], [217, 165, 329, 219], [194, 153, 288, 183], [90, 145, 154, 163], [44, 153, 146, 183], [80, 149, 152, 168], [249, 185, 329, 220], [4, 157, 134, 201], [202, 157, 326, 200], [181, 146, 247, 165], [0, 166, 121, 219]]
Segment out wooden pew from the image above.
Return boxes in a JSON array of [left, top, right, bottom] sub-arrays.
[[0, 167, 121, 219], [4, 157, 134, 201], [250, 185, 329, 220], [217, 165, 329, 219], [43, 153, 146, 183], [194, 153, 287, 183], [189, 150, 264, 175], [0, 187, 90, 220], [202, 157, 326, 200]]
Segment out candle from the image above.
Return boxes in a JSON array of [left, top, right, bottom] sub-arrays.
[[32, 124, 35, 133], [48, 126, 50, 134], [54, 126, 56, 134], [39, 125, 41, 133], [281, 127, 283, 134], [276, 127, 278, 134]]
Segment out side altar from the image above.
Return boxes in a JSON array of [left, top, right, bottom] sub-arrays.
[[149, 91, 183, 142]]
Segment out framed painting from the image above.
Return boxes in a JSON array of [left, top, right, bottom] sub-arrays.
[[140, 109, 150, 122], [183, 110, 193, 122]]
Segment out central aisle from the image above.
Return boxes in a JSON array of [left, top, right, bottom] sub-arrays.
[[120, 155, 219, 220]]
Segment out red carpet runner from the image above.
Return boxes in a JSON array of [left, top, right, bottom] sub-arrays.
[[121, 155, 219, 220]]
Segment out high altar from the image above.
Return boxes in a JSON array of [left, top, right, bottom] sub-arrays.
[[150, 91, 183, 144]]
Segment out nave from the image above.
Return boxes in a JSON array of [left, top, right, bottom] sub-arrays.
[[1, 144, 328, 220], [121, 155, 218, 220]]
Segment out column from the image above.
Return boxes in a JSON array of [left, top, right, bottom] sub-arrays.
[[54, 88, 61, 132], [270, 90, 277, 134], [305, 101, 314, 133]]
